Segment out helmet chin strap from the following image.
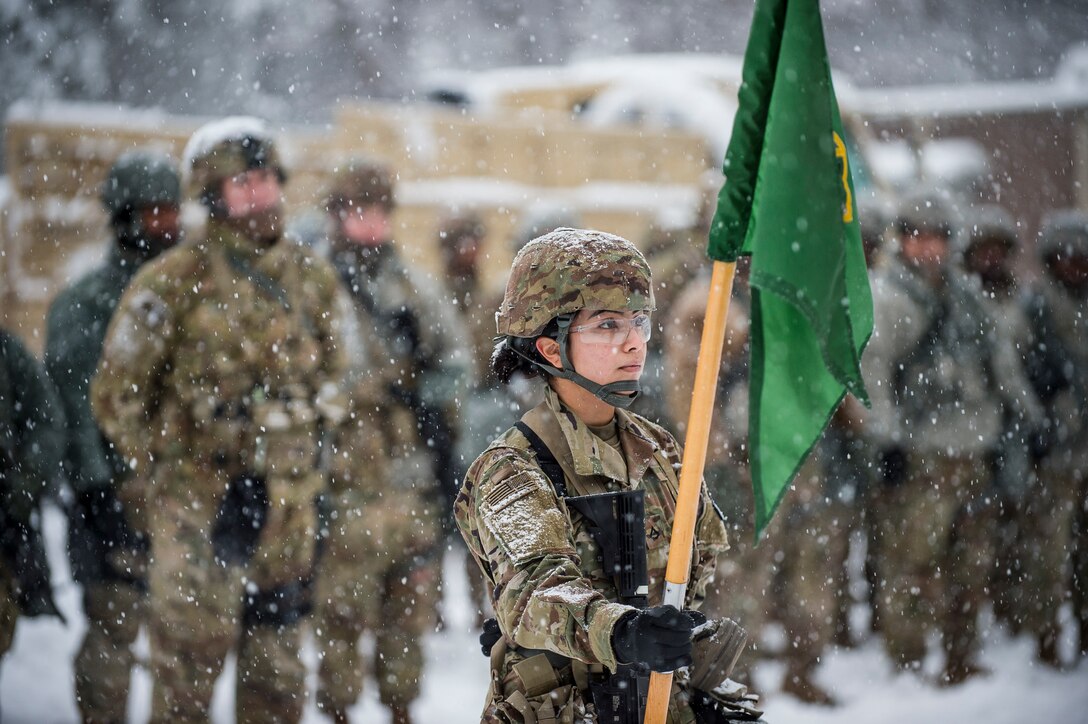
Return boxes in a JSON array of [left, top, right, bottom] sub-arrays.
[[514, 315, 642, 409]]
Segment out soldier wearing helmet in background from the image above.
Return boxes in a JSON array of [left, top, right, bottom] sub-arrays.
[[1022, 210, 1088, 665], [91, 117, 349, 723], [635, 170, 722, 430], [953, 205, 1047, 657], [863, 190, 1027, 685], [44, 150, 182, 723], [315, 158, 469, 724], [456, 228, 744, 723]]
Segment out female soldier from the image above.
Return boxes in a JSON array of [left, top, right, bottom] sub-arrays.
[[455, 228, 731, 722]]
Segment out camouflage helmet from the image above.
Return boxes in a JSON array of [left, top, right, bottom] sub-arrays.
[[1038, 209, 1088, 261], [101, 151, 181, 220], [497, 227, 655, 338], [182, 116, 286, 207], [895, 189, 955, 241], [324, 158, 396, 214], [956, 204, 1018, 256]]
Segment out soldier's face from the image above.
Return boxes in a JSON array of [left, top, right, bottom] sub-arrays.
[[565, 308, 649, 388], [221, 168, 284, 218], [220, 168, 284, 243], [339, 204, 391, 246], [900, 230, 948, 273], [138, 203, 181, 249], [1048, 253, 1088, 295]]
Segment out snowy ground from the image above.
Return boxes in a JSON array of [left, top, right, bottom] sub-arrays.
[[2, 503, 1086, 723]]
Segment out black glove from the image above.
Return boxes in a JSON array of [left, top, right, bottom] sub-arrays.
[[1028, 423, 1054, 462], [1, 517, 64, 622], [687, 609, 708, 628], [878, 447, 908, 487], [480, 617, 502, 656], [77, 485, 143, 550], [212, 474, 269, 566], [611, 604, 696, 672]]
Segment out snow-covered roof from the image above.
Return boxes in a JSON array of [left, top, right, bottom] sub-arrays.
[[855, 76, 1088, 119], [424, 53, 749, 111], [5, 99, 199, 132]]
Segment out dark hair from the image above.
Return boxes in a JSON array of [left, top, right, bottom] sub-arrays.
[[490, 319, 560, 384]]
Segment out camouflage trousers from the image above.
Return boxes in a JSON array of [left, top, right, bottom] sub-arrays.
[[1073, 467, 1088, 654], [995, 457, 1080, 641], [703, 459, 849, 678], [75, 581, 146, 723], [0, 560, 16, 658], [146, 475, 318, 724], [768, 462, 852, 675], [314, 494, 441, 713], [872, 453, 994, 670], [700, 463, 773, 676]]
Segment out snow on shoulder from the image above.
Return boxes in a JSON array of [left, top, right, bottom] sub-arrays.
[[182, 116, 275, 168]]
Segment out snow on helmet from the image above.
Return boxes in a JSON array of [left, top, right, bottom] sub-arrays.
[[1038, 209, 1088, 261], [895, 189, 955, 241], [956, 204, 1018, 256], [496, 227, 655, 339], [495, 228, 655, 409], [183, 116, 286, 209]]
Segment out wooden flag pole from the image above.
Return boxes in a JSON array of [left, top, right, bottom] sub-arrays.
[[644, 259, 736, 724]]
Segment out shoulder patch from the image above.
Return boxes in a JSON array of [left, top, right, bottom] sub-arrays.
[[478, 464, 575, 566]]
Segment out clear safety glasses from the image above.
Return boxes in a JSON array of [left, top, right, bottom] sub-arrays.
[[568, 314, 652, 346]]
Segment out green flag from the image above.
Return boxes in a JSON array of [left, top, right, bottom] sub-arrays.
[[708, 0, 873, 538]]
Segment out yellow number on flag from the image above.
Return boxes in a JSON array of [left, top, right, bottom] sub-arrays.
[[833, 131, 854, 223]]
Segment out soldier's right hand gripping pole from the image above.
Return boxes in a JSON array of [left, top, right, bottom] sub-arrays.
[[645, 260, 736, 724]]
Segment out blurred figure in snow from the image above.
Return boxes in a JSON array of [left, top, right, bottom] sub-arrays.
[[315, 158, 470, 724], [45, 149, 182, 724]]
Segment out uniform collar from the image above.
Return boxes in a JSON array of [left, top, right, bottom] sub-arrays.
[[543, 386, 658, 486], [207, 219, 275, 260]]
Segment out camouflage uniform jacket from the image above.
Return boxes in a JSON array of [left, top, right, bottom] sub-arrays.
[[45, 245, 147, 493], [1024, 280, 1088, 456], [332, 243, 471, 411], [325, 266, 442, 551], [91, 222, 348, 510], [1, 329, 66, 521], [456, 386, 729, 701], [864, 259, 1012, 455]]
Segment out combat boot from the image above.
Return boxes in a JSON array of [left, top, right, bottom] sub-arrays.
[[939, 652, 990, 687], [781, 662, 836, 707], [389, 705, 413, 724], [1037, 627, 1063, 669]]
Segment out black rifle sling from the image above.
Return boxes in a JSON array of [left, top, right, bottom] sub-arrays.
[[514, 421, 568, 498]]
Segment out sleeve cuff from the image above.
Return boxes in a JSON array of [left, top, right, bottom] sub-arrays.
[[588, 601, 638, 673]]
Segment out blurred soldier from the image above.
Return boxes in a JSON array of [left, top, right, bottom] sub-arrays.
[[45, 150, 181, 723], [1023, 210, 1088, 664], [636, 171, 721, 429], [436, 210, 495, 628], [316, 159, 469, 724], [955, 206, 1046, 654], [855, 193, 894, 639], [665, 265, 776, 694], [91, 117, 348, 723], [864, 190, 1023, 685], [1, 328, 66, 670]]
